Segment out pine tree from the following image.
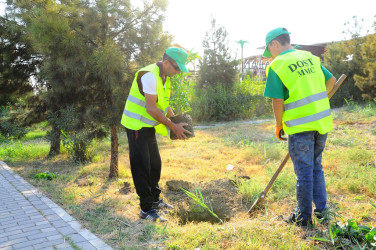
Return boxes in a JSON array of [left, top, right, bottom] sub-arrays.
[[6, 0, 170, 172], [198, 18, 237, 90], [0, 16, 40, 106]]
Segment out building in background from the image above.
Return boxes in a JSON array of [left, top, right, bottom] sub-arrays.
[[242, 42, 328, 80]]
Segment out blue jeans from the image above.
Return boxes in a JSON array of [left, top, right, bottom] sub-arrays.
[[288, 131, 328, 221]]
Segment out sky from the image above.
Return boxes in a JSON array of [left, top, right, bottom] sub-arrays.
[[163, 0, 376, 59], [1, 1, 375, 61]]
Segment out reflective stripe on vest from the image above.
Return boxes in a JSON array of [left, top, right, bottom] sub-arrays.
[[284, 109, 331, 127], [284, 91, 328, 111], [120, 63, 171, 136], [127, 95, 169, 113], [269, 50, 332, 135], [123, 110, 159, 126]]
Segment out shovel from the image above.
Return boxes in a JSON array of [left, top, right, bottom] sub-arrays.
[[248, 74, 347, 214]]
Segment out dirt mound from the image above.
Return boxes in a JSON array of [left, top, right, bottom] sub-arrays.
[[164, 179, 248, 224]]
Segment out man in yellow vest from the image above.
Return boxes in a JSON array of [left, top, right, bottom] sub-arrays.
[[121, 47, 192, 222], [263, 28, 336, 227]]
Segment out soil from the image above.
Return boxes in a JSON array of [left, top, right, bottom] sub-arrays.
[[169, 114, 195, 140], [164, 178, 249, 224]]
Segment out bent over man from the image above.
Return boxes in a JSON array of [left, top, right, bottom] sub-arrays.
[[262, 28, 336, 226], [121, 47, 191, 222]]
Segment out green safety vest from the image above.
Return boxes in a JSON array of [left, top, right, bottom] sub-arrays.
[[120, 64, 171, 136], [267, 50, 333, 135]]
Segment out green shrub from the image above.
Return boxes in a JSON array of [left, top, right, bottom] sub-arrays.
[[34, 171, 57, 180], [0, 120, 28, 139], [191, 81, 272, 122], [0, 106, 28, 139]]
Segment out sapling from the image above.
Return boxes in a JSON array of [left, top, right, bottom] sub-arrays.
[[181, 184, 223, 223]]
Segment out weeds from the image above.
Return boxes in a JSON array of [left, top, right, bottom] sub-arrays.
[[313, 203, 376, 249], [34, 171, 57, 180]]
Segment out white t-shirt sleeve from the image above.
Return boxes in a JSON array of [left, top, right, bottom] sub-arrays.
[[141, 72, 157, 95]]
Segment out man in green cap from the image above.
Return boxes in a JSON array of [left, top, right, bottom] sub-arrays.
[[262, 28, 336, 226], [121, 47, 192, 222]]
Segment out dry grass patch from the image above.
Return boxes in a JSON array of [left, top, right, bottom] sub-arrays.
[[3, 104, 376, 249]]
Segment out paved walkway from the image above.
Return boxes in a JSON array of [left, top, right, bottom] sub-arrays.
[[0, 161, 113, 250]]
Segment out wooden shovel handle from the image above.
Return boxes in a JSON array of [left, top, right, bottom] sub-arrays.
[[248, 74, 347, 214]]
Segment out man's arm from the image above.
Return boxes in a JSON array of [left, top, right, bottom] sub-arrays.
[[144, 93, 191, 139], [167, 106, 174, 118], [325, 76, 336, 95], [272, 98, 284, 126]]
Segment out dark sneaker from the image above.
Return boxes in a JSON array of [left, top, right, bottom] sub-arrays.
[[152, 199, 174, 209], [140, 209, 167, 222], [285, 213, 312, 227], [314, 209, 328, 225]]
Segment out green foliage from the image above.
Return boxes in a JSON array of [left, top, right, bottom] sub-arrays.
[[6, 0, 171, 163], [0, 141, 50, 162], [0, 105, 28, 139], [0, 16, 40, 106], [353, 33, 376, 100], [169, 51, 200, 114], [57, 107, 105, 164], [323, 16, 374, 107], [181, 184, 223, 223], [192, 79, 272, 122], [34, 171, 56, 180], [0, 120, 28, 140], [198, 18, 238, 90], [313, 205, 376, 249]]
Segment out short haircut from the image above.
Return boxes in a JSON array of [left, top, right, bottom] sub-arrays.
[[163, 53, 173, 62], [272, 28, 290, 45]]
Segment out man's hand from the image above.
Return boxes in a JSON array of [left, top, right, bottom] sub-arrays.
[[275, 125, 287, 141], [171, 122, 192, 140]]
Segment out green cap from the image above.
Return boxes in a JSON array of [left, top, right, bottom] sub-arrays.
[[263, 27, 291, 58], [165, 47, 189, 73]]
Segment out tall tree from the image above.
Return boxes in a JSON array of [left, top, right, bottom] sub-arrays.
[[353, 23, 376, 100], [78, 0, 171, 177], [0, 16, 40, 106], [323, 16, 370, 106], [6, 0, 171, 171], [198, 18, 237, 89]]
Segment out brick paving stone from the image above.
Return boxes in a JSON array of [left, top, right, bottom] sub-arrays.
[[54, 243, 75, 250], [15, 246, 33, 250], [32, 238, 65, 249], [8, 229, 41, 240], [0, 237, 28, 248], [75, 241, 98, 250], [0, 246, 13, 250], [12, 238, 46, 249], [0, 161, 113, 250], [27, 230, 60, 241], [57, 226, 77, 235], [51, 219, 70, 228], [39, 247, 55, 250], [66, 233, 87, 243]]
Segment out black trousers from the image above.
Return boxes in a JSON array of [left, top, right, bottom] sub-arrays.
[[126, 127, 162, 212]]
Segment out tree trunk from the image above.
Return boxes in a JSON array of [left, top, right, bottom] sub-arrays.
[[47, 125, 60, 158], [109, 125, 119, 179]]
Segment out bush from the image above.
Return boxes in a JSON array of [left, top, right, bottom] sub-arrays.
[[0, 105, 28, 139], [191, 78, 272, 122]]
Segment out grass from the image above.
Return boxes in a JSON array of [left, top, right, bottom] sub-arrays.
[[1, 102, 376, 249]]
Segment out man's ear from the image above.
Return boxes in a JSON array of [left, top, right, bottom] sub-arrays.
[[270, 40, 279, 48]]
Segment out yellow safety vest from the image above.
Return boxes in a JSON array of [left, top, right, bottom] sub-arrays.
[[267, 50, 333, 135], [120, 64, 171, 136]]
